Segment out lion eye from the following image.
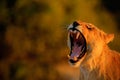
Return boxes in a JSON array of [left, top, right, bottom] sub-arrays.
[[87, 25, 94, 30]]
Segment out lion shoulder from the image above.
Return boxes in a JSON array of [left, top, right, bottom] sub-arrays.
[[102, 49, 120, 80]]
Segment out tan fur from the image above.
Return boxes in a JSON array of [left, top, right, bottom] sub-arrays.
[[68, 21, 120, 80]]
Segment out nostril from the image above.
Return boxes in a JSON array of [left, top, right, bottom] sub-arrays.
[[73, 21, 80, 28]]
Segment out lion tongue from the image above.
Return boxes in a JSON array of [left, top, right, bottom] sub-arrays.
[[70, 43, 82, 60]]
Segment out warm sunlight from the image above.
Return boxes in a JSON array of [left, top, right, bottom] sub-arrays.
[[0, 0, 120, 80]]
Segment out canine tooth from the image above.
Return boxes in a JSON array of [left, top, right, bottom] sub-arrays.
[[73, 30, 77, 33], [67, 55, 70, 58], [73, 56, 77, 61], [76, 32, 80, 39]]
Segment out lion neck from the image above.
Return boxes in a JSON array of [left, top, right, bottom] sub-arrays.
[[80, 43, 110, 72]]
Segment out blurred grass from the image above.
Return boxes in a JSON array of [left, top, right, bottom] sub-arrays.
[[0, 0, 120, 80]]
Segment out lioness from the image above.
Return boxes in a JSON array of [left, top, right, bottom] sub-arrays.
[[67, 21, 120, 80]]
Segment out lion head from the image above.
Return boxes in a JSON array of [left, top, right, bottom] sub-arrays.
[[67, 21, 114, 67]]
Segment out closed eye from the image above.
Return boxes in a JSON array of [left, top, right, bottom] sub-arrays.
[[87, 25, 94, 30]]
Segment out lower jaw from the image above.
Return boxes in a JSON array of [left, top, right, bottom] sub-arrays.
[[69, 60, 81, 67], [69, 54, 87, 67]]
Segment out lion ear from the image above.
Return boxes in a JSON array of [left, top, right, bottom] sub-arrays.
[[104, 34, 114, 44]]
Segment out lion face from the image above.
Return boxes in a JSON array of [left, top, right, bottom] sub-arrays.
[[67, 21, 114, 67]]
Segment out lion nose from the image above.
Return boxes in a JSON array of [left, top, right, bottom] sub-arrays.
[[73, 21, 80, 28]]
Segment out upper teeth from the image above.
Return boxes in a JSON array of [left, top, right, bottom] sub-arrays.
[[69, 30, 80, 39], [76, 32, 80, 39], [73, 30, 77, 33]]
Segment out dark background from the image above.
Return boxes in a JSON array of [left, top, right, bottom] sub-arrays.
[[0, 0, 120, 80]]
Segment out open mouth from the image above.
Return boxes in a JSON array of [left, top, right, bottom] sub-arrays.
[[68, 29, 87, 63]]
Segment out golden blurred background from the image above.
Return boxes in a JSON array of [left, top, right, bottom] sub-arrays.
[[0, 0, 120, 80]]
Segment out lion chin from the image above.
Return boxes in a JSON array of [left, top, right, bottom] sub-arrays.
[[67, 21, 120, 80]]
